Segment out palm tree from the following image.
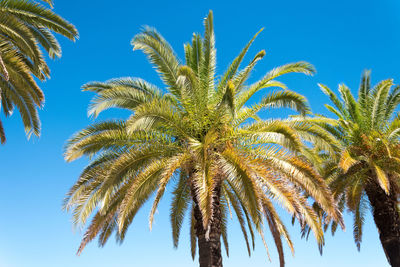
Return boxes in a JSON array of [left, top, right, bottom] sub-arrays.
[[317, 71, 400, 266], [64, 11, 342, 267], [0, 0, 78, 143]]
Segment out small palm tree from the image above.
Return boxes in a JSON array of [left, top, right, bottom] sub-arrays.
[[0, 0, 78, 143], [64, 11, 342, 267], [318, 71, 400, 266]]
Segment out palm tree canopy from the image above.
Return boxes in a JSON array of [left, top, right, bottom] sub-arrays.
[[0, 0, 78, 143], [317, 71, 400, 250], [64, 11, 342, 266]]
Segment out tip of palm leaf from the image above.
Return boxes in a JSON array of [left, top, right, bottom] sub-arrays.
[[258, 50, 266, 57], [118, 220, 124, 234], [72, 31, 80, 40], [64, 156, 75, 163], [149, 218, 155, 231], [87, 108, 100, 118], [81, 84, 93, 91], [336, 212, 346, 230], [26, 128, 40, 140], [0, 121, 5, 144], [252, 27, 264, 39], [64, 150, 81, 162], [132, 43, 140, 51], [304, 63, 316, 75], [42, 0, 54, 8], [76, 244, 85, 256]]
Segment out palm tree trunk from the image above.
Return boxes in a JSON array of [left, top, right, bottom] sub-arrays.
[[192, 185, 223, 267], [365, 180, 400, 267]]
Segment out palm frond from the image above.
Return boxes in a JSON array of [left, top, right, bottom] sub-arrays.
[[170, 172, 191, 248], [217, 28, 263, 94], [238, 62, 315, 107], [149, 153, 188, 230], [199, 10, 216, 100], [132, 26, 180, 95]]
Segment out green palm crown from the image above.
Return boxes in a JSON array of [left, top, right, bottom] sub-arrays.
[[64, 11, 342, 266], [317, 71, 400, 265]]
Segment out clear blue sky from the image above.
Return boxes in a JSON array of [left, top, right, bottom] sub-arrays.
[[0, 0, 399, 266]]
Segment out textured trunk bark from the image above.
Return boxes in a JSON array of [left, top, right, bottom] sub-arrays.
[[365, 180, 400, 267], [193, 185, 223, 267]]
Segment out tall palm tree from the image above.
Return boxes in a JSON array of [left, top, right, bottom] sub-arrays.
[[317, 71, 400, 266], [64, 11, 342, 267], [0, 0, 78, 143]]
